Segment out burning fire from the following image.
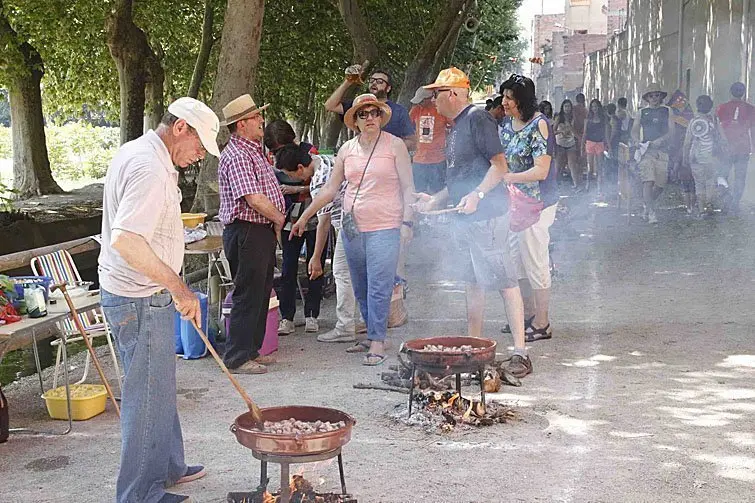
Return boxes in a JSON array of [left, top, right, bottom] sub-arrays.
[[256, 475, 351, 503]]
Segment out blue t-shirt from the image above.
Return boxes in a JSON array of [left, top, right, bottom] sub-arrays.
[[499, 115, 559, 208], [342, 99, 414, 139], [446, 104, 507, 221]]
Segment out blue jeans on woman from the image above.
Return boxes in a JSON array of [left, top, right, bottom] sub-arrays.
[[342, 228, 401, 342], [101, 288, 188, 503]]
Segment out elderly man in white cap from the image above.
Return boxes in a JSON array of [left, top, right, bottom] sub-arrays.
[[218, 94, 285, 375], [99, 97, 220, 503]]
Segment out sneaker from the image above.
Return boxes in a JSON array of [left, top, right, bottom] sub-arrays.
[[305, 317, 319, 333], [317, 329, 356, 343], [175, 465, 206, 485], [505, 354, 533, 378], [278, 319, 295, 335], [158, 494, 193, 503], [230, 360, 267, 374], [648, 210, 658, 224]]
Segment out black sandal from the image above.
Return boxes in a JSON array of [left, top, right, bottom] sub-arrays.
[[525, 323, 552, 342], [501, 316, 534, 334]]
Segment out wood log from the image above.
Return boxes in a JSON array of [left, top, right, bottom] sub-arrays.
[[0, 236, 99, 273]]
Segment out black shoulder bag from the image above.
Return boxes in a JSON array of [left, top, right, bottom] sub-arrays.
[[341, 132, 381, 240]]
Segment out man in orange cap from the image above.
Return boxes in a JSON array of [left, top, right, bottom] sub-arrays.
[[413, 67, 531, 378]]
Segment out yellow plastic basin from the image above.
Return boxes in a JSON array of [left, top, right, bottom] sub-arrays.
[[42, 384, 107, 421], [181, 213, 207, 228]]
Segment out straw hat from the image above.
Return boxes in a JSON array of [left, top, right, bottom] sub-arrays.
[[642, 83, 668, 102], [343, 94, 392, 131], [219, 94, 270, 126]]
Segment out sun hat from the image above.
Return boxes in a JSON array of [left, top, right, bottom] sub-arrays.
[[343, 93, 392, 131], [167, 97, 221, 157], [410, 87, 433, 104], [219, 94, 270, 126], [423, 67, 471, 90], [642, 83, 668, 102]]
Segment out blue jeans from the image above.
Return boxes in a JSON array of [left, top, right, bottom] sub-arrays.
[[342, 228, 400, 343], [101, 288, 187, 503]]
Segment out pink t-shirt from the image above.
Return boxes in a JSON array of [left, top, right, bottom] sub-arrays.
[[340, 133, 403, 233]]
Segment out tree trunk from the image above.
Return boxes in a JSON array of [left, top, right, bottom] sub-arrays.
[[188, 0, 216, 99], [0, 3, 62, 197], [143, 45, 165, 132], [106, 0, 156, 144], [335, 0, 380, 65], [396, 0, 469, 108], [191, 0, 265, 214]]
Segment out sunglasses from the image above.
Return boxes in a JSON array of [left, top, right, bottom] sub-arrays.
[[368, 77, 388, 86], [432, 89, 455, 99], [357, 108, 383, 120], [508, 73, 526, 84], [647, 92, 663, 98]]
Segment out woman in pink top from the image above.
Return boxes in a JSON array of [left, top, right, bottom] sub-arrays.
[[292, 94, 415, 365]]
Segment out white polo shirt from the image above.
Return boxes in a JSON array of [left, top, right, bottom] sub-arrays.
[[98, 130, 184, 297]]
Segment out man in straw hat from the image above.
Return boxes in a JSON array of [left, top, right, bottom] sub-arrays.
[[632, 82, 674, 224], [218, 94, 285, 375], [413, 67, 532, 379], [99, 97, 220, 503]]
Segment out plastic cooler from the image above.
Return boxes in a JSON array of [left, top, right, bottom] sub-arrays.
[[174, 292, 211, 359], [222, 289, 279, 356]]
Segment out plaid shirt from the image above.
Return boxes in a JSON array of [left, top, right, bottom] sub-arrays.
[[218, 134, 285, 225]]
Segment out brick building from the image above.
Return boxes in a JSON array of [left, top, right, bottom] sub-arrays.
[[535, 0, 628, 104], [531, 13, 565, 80]]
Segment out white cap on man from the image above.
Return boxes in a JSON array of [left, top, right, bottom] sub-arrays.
[[167, 97, 221, 157], [410, 87, 433, 105]]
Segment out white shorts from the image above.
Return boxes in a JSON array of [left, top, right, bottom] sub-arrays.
[[509, 204, 557, 289]]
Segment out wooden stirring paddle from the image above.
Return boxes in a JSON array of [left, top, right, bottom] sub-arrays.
[[190, 319, 265, 429]]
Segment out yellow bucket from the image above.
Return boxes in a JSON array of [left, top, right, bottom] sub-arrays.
[[181, 213, 207, 228], [42, 384, 107, 421]]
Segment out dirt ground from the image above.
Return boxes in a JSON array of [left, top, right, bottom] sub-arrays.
[[2, 181, 755, 503]]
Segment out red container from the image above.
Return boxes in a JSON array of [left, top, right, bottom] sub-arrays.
[[222, 290, 278, 356]]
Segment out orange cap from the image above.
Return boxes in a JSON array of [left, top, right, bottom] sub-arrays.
[[423, 67, 471, 90]]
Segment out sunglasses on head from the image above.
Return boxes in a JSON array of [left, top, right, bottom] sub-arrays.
[[508, 74, 526, 84], [357, 108, 383, 120], [368, 77, 388, 86]]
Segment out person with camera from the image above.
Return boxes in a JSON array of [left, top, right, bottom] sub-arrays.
[[291, 94, 416, 366]]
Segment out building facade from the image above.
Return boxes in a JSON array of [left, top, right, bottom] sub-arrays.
[[584, 0, 754, 109]]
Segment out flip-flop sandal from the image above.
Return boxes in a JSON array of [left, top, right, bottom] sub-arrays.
[[525, 323, 553, 342], [362, 353, 387, 366], [346, 341, 371, 353], [501, 315, 535, 334]]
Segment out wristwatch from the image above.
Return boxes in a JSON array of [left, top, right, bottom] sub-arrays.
[[474, 188, 485, 200], [402, 221, 413, 228]]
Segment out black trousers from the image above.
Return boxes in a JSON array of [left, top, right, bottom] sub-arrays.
[[222, 220, 276, 369], [279, 229, 326, 321]]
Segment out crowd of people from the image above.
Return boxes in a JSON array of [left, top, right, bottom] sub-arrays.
[[486, 82, 753, 223], [94, 59, 752, 501]]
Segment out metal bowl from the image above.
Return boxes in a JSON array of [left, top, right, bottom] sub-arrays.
[[231, 405, 356, 456], [403, 336, 496, 372]]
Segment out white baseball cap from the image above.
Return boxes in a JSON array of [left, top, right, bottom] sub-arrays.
[[410, 87, 433, 104], [167, 97, 221, 157]]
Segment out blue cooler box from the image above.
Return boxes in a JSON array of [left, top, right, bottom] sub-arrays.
[[174, 292, 211, 359]]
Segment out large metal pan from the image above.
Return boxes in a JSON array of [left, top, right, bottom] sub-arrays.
[[231, 405, 356, 456], [403, 336, 496, 372]]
